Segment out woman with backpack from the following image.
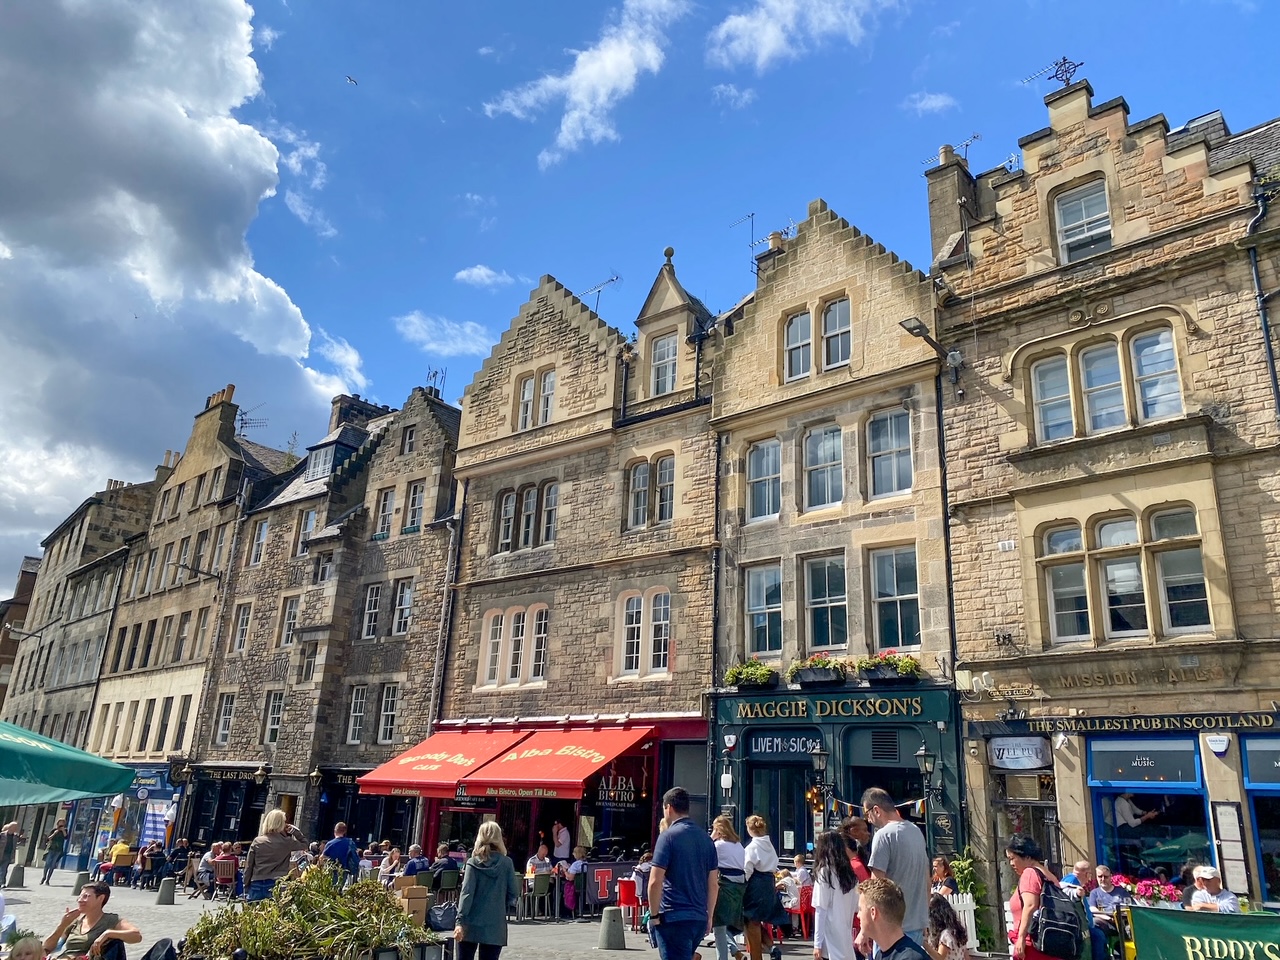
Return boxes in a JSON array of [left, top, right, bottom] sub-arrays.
[[1005, 835, 1072, 960], [455, 821, 521, 960]]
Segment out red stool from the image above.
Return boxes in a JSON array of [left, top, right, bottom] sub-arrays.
[[616, 878, 641, 932]]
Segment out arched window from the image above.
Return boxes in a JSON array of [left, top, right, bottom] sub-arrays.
[[541, 483, 559, 543], [628, 463, 650, 529], [655, 457, 675, 523], [497, 492, 516, 552], [1031, 355, 1073, 443], [1131, 327, 1182, 422]]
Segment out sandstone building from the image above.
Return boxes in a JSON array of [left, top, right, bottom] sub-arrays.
[[927, 81, 1280, 910], [709, 201, 960, 855]]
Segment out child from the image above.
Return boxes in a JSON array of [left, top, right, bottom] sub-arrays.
[[793, 853, 812, 887], [9, 937, 43, 960]]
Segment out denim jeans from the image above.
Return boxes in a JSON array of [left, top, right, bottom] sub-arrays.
[[247, 878, 277, 902], [653, 918, 705, 960], [713, 924, 737, 960]]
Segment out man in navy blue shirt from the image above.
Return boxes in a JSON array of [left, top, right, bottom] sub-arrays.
[[647, 787, 718, 960]]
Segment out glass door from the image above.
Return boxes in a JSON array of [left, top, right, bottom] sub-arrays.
[[747, 764, 809, 854]]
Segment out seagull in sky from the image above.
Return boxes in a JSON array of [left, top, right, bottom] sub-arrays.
[[345, 75, 358, 85]]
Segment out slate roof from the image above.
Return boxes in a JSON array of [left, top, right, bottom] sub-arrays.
[[310, 423, 369, 451], [20, 557, 41, 575], [235, 437, 295, 481], [424, 396, 461, 440], [1213, 117, 1280, 180]]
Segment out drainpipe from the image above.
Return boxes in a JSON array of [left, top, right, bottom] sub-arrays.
[[706, 432, 725, 822], [427, 478, 468, 738], [936, 374, 966, 851], [618, 347, 632, 420], [1244, 191, 1280, 422]]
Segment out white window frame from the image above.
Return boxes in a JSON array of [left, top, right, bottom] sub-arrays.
[[305, 445, 334, 481], [361, 584, 381, 639], [160, 543, 174, 588], [315, 551, 334, 583], [378, 684, 399, 744], [392, 579, 413, 636], [518, 376, 535, 431], [628, 463, 650, 529], [1100, 554, 1147, 639], [650, 591, 670, 672], [297, 509, 316, 555], [531, 608, 549, 681], [1056, 179, 1111, 263], [280, 596, 299, 646], [822, 298, 851, 370], [507, 611, 527, 683], [805, 555, 847, 648], [622, 596, 643, 674], [300, 641, 318, 682], [541, 483, 559, 543], [209, 466, 223, 502], [211, 526, 227, 573], [249, 519, 268, 566], [1080, 343, 1127, 435], [175, 537, 191, 584], [520, 487, 538, 548], [1131, 328, 1183, 423], [375, 489, 395, 537], [347, 685, 367, 743], [1032, 355, 1074, 444], [784, 312, 811, 381], [400, 425, 416, 455], [498, 493, 516, 552], [655, 457, 675, 524], [483, 614, 504, 685], [215, 693, 235, 746], [651, 333, 678, 396], [868, 409, 913, 498], [746, 440, 781, 521], [233, 603, 251, 652], [263, 690, 284, 745], [405, 480, 425, 530], [870, 545, 921, 649], [539, 369, 556, 424], [746, 564, 783, 654], [804, 425, 843, 510], [1043, 524, 1090, 644]]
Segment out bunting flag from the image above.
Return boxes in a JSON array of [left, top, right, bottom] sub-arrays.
[[821, 795, 932, 820]]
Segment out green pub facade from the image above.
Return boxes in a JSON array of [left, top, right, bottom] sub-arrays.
[[713, 685, 963, 856]]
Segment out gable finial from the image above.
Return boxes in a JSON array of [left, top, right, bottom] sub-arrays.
[[664, 246, 674, 264]]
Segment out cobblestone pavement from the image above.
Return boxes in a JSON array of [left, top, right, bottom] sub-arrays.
[[2, 870, 814, 958]]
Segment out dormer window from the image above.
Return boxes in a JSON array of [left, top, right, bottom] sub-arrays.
[[305, 446, 334, 481], [1057, 180, 1111, 263], [651, 333, 678, 396]]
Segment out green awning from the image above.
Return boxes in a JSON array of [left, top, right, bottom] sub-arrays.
[[0, 721, 136, 806]]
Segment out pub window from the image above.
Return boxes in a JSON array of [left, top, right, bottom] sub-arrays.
[[746, 564, 783, 654]]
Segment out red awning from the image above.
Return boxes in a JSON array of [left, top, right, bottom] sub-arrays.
[[357, 729, 532, 798], [458, 726, 656, 800]]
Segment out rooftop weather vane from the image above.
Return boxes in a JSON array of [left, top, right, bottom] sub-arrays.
[[1022, 56, 1084, 87]]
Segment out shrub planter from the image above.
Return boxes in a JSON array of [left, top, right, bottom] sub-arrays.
[[796, 667, 844, 685], [859, 666, 915, 683], [734, 676, 780, 690]]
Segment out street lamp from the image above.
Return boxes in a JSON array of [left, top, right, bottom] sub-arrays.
[[899, 317, 965, 383], [915, 742, 943, 803], [308, 767, 324, 789], [809, 743, 835, 828], [253, 763, 271, 786]]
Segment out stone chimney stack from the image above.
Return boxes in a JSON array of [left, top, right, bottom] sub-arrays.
[[329, 394, 397, 432], [924, 144, 977, 265]]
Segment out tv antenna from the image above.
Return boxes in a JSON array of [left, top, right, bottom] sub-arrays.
[[580, 273, 621, 314], [425, 367, 447, 394], [236, 403, 268, 435], [1022, 56, 1084, 87], [922, 133, 981, 166], [732, 212, 797, 275]]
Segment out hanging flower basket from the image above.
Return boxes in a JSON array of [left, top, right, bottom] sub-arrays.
[[853, 650, 923, 682], [725, 657, 780, 689], [784, 653, 849, 685], [796, 666, 844, 685]]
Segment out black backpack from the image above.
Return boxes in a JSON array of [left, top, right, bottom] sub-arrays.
[[1030, 869, 1084, 960]]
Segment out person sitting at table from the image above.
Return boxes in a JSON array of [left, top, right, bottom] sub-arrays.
[[190, 844, 218, 898], [428, 843, 459, 889], [1189, 866, 1240, 913], [793, 853, 812, 888], [164, 837, 192, 885], [631, 851, 654, 906], [557, 845, 588, 912], [214, 841, 243, 898], [401, 843, 431, 878], [525, 842, 553, 876], [1087, 865, 1132, 931], [359, 847, 376, 877], [42, 881, 142, 959], [776, 868, 801, 910], [378, 847, 402, 887]]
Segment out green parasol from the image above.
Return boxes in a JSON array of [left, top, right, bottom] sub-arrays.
[[0, 721, 136, 805]]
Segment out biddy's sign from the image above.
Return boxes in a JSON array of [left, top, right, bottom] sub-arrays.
[[1128, 904, 1280, 959], [735, 697, 924, 720]]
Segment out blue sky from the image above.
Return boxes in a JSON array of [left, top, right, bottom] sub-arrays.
[[0, 0, 1272, 595]]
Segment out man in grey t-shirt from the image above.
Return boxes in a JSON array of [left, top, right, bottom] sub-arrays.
[[862, 788, 930, 946]]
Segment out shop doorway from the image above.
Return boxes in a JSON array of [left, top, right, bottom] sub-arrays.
[[438, 804, 497, 853], [748, 765, 808, 855]]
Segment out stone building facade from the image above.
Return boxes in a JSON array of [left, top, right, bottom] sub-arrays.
[[1, 473, 163, 866], [90, 385, 293, 849], [927, 81, 1280, 909], [373, 266, 718, 860], [0, 558, 39, 722], [710, 200, 961, 855]]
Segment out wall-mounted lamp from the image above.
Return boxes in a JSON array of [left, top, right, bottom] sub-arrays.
[[1052, 732, 1069, 751], [308, 767, 324, 789], [914, 742, 943, 803], [900, 317, 965, 383], [253, 762, 271, 786]]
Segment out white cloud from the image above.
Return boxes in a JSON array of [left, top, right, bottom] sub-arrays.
[[707, 0, 894, 72], [271, 125, 328, 190], [393, 311, 495, 358], [463, 192, 496, 207], [712, 83, 756, 109], [0, 239, 11, 260], [285, 189, 337, 238], [454, 264, 514, 288], [902, 91, 958, 115], [483, 0, 689, 168], [0, 0, 360, 594], [255, 24, 282, 50], [478, 46, 495, 56], [314, 329, 368, 392]]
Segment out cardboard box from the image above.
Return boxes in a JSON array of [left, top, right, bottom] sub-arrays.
[[401, 898, 428, 925], [393, 875, 418, 891], [400, 885, 430, 900]]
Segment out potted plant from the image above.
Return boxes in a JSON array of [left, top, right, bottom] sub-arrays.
[[784, 653, 848, 685], [724, 655, 780, 689], [181, 867, 441, 959], [853, 649, 923, 681]]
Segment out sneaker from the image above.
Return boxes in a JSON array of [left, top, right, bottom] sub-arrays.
[[770, 947, 782, 960]]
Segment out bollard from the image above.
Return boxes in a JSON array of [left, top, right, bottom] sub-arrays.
[[156, 876, 176, 905], [73, 871, 90, 895], [6, 864, 25, 888], [597, 906, 627, 950]]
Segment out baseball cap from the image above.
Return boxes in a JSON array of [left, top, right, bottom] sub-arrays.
[[1193, 866, 1220, 880]]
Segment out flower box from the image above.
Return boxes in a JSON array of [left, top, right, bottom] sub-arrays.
[[796, 666, 844, 685], [859, 666, 915, 682], [734, 675, 780, 690]]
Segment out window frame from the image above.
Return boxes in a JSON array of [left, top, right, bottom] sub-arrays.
[[539, 369, 556, 424], [375, 488, 395, 537], [497, 492, 516, 552], [870, 545, 921, 649], [232, 603, 251, 653], [405, 480, 425, 530], [541, 482, 559, 543], [746, 564, 783, 655], [784, 311, 812, 382], [378, 684, 399, 744], [305, 445, 334, 481], [263, 690, 285, 745], [805, 555, 848, 649], [361, 583, 381, 639], [651, 332, 678, 396], [519, 486, 538, 548], [531, 608, 549, 681], [391, 578, 413, 636], [803, 424, 843, 511], [868, 409, 913, 499], [628, 462, 650, 530], [517, 376, 535, 431], [1056, 178, 1112, 264], [280, 596, 299, 647], [297, 509, 316, 556], [507, 611, 526, 683], [400, 425, 416, 455], [249, 519, 269, 566], [1031, 354, 1075, 444], [821, 298, 851, 370], [655, 456, 675, 524], [746, 439, 782, 522], [1079, 341, 1128, 435], [346, 685, 367, 744], [214, 693, 235, 746]]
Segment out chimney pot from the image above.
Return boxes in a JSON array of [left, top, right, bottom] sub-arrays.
[[768, 231, 784, 251], [938, 144, 955, 165]]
